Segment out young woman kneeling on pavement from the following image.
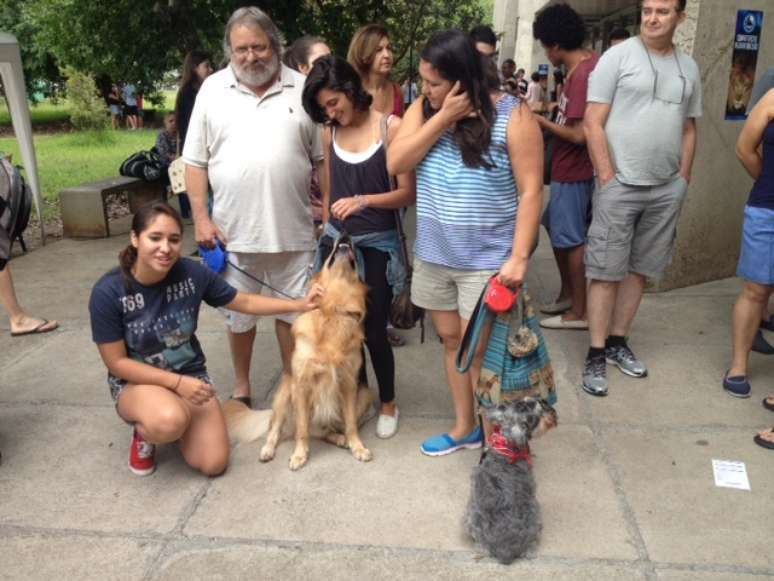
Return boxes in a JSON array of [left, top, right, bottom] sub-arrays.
[[89, 202, 322, 476]]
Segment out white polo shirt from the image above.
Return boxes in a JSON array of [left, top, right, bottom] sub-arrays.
[[183, 64, 323, 253]]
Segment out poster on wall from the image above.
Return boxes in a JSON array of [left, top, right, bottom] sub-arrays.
[[725, 9, 764, 120]]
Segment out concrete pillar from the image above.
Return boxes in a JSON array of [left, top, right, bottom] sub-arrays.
[[657, 0, 773, 290], [493, 0, 519, 66], [512, 0, 551, 73]]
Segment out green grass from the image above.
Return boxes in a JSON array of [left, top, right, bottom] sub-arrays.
[[0, 92, 179, 221], [0, 129, 161, 220], [0, 99, 72, 127], [0, 92, 177, 128], [161, 90, 177, 111]]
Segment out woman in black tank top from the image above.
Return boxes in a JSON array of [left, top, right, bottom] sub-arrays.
[[302, 56, 416, 439], [725, 88, 774, 451]]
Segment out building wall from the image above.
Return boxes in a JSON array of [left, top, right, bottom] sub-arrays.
[[514, 0, 550, 72], [493, 0, 520, 66], [659, 0, 773, 290]]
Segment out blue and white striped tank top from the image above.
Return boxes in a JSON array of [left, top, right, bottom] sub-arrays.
[[415, 93, 520, 270]]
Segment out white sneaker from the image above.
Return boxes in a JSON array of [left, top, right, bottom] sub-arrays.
[[376, 407, 399, 439]]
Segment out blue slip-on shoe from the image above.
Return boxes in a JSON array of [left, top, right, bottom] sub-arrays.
[[723, 372, 751, 398], [420, 426, 483, 456]]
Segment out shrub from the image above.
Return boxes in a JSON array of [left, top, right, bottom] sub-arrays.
[[64, 68, 108, 131]]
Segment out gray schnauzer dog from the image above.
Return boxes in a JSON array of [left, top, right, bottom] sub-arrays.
[[464, 398, 558, 564]]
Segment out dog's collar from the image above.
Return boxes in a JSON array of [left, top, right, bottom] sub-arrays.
[[486, 427, 533, 466]]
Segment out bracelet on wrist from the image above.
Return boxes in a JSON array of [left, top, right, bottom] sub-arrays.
[[172, 374, 182, 392], [355, 194, 365, 209]]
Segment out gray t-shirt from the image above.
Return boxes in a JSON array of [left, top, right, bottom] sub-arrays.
[[588, 37, 702, 186]]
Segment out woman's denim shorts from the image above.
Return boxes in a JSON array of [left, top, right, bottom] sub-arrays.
[[737, 204, 774, 286]]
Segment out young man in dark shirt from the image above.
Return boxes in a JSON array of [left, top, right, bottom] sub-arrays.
[[532, 3, 599, 331]]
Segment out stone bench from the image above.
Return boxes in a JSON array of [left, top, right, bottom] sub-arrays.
[[60, 176, 166, 238]]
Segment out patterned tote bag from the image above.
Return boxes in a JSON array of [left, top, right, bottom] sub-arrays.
[[456, 279, 557, 409]]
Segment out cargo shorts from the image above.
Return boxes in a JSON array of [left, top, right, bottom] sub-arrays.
[[585, 175, 688, 281]]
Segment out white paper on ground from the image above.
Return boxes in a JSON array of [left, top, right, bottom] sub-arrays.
[[712, 459, 751, 491]]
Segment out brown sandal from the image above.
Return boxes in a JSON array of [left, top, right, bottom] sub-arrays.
[[753, 428, 774, 450]]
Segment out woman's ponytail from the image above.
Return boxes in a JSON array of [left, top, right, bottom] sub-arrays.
[[119, 245, 138, 288]]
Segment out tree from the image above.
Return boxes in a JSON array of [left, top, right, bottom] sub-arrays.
[[64, 68, 108, 130], [0, 0, 64, 100], [299, 0, 488, 80], [21, 0, 489, 102]]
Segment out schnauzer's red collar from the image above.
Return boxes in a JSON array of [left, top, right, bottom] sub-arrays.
[[487, 427, 533, 466]]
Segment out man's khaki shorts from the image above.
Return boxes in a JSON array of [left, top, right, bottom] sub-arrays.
[[220, 250, 313, 331], [411, 258, 497, 321], [585, 175, 688, 281]]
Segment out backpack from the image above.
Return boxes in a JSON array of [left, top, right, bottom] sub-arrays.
[[0, 156, 33, 254], [119, 148, 164, 182]]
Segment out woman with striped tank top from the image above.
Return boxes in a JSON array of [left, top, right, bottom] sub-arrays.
[[388, 30, 544, 456]]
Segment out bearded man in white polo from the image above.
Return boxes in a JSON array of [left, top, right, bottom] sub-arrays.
[[184, 7, 322, 406]]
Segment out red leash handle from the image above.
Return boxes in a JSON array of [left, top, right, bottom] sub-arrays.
[[484, 276, 521, 314]]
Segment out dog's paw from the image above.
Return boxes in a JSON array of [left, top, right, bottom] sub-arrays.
[[288, 452, 308, 471], [324, 432, 348, 448], [351, 446, 373, 462], [258, 445, 276, 462]]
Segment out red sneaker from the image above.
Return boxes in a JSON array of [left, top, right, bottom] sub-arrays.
[[128, 429, 156, 476]]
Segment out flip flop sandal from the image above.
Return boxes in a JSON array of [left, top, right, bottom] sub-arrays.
[[11, 319, 58, 337], [762, 397, 774, 413], [230, 395, 252, 408], [753, 428, 774, 450]]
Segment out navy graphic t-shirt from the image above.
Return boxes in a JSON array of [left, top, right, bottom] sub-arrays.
[[89, 258, 237, 377]]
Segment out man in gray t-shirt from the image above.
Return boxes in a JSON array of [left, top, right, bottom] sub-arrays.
[[580, 0, 702, 397]]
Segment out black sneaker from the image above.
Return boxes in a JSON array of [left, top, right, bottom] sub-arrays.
[[582, 355, 608, 396]]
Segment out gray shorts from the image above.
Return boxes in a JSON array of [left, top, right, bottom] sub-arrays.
[[585, 176, 688, 281], [411, 258, 496, 320], [220, 250, 313, 331]]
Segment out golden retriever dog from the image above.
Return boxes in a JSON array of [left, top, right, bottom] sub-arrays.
[[223, 237, 375, 470]]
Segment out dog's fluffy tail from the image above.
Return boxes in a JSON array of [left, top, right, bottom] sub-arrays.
[[222, 399, 271, 444]]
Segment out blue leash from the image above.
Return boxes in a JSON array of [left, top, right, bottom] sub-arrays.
[[198, 242, 299, 300]]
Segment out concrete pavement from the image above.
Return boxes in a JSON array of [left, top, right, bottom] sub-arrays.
[[1, 217, 772, 580]]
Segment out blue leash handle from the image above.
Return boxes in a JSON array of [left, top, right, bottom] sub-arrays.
[[198, 242, 300, 300]]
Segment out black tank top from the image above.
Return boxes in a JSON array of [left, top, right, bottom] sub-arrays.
[[749, 120, 774, 210], [329, 129, 396, 235]]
